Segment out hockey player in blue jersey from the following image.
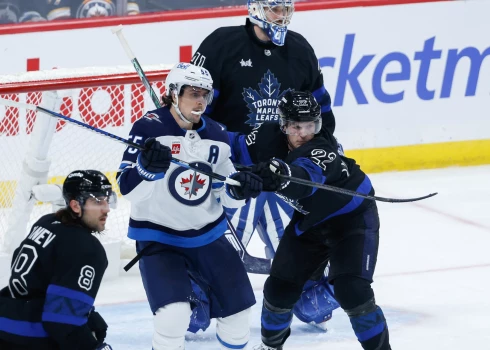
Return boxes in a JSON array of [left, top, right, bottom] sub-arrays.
[[116, 62, 262, 350]]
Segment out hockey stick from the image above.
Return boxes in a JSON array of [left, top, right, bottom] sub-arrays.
[[111, 25, 161, 108], [111, 25, 272, 274], [224, 216, 271, 274], [112, 25, 436, 204], [234, 164, 437, 203], [0, 98, 240, 186]]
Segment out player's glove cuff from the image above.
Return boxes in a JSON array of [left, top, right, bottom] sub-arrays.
[[136, 153, 166, 181], [269, 158, 291, 190]]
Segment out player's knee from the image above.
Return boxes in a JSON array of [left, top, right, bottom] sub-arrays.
[[264, 276, 304, 309], [333, 275, 374, 311], [153, 302, 192, 350], [216, 307, 251, 349]]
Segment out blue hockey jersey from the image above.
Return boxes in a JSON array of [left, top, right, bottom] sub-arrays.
[[116, 107, 245, 248]]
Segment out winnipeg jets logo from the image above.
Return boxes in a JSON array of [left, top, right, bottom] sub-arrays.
[[240, 59, 253, 67], [242, 70, 289, 125], [180, 172, 206, 198], [143, 113, 162, 123], [168, 163, 212, 206], [76, 0, 115, 18]]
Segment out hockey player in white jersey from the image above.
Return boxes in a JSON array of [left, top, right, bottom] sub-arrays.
[[116, 62, 262, 350]]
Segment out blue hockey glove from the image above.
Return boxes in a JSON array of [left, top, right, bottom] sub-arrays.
[[137, 137, 172, 181], [251, 158, 290, 192], [96, 343, 113, 350], [226, 171, 263, 200]]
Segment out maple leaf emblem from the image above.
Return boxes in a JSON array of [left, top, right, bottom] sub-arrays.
[[180, 172, 206, 198], [242, 70, 290, 126]]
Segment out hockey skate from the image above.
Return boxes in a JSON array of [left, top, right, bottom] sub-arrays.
[[252, 344, 282, 350]]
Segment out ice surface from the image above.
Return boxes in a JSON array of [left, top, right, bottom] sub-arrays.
[[95, 165, 490, 349]]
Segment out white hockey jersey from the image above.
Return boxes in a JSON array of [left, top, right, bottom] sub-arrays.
[[117, 107, 244, 248]]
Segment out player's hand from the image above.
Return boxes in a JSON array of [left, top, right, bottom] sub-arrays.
[[88, 310, 108, 343], [137, 137, 172, 179], [251, 158, 290, 191], [227, 172, 263, 200], [96, 343, 113, 350]]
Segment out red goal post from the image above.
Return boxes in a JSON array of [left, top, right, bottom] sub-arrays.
[[0, 65, 171, 266]]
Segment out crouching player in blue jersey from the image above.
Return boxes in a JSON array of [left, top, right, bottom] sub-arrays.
[[0, 170, 114, 350], [116, 62, 263, 350], [230, 90, 391, 350]]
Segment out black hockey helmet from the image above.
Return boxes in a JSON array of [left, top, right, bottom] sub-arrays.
[[278, 90, 322, 135], [62, 170, 116, 208]]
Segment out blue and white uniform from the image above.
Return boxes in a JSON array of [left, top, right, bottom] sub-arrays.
[[117, 106, 255, 350]]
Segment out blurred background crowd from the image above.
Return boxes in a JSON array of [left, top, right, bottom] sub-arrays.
[[0, 0, 318, 24]]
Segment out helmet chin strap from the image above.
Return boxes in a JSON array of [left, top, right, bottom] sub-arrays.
[[172, 92, 192, 124]]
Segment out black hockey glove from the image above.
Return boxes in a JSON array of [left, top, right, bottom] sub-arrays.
[[227, 171, 263, 200], [251, 158, 291, 192], [137, 137, 172, 180], [88, 310, 108, 344]]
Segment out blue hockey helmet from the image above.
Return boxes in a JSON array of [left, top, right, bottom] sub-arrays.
[[248, 0, 294, 46]]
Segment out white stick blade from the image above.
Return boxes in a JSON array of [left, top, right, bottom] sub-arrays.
[[111, 24, 124, 34]]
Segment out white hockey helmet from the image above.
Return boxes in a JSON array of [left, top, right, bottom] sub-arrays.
[[248, 0, 294, 46], [165, 62, 214, 105]]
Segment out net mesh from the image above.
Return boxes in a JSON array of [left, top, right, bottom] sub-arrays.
[[0, 67, 169, 255]]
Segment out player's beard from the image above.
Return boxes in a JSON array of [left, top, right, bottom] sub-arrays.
[[82, 213, 108, 233]]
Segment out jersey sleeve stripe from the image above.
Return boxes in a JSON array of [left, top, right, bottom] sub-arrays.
[[42, 312, 87, 326], [294, 175, 372, 235], [291, 157, 326, 196], [42, 285, 94, 325], [46, 285, 95, 306], [0, 318, 49, 337]]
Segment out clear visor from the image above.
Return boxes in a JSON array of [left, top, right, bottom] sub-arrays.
[[82, 192, 117, 209], [261, 3, 294, 27], [180, 85, 213, 106], [280, 119, 322, 136]]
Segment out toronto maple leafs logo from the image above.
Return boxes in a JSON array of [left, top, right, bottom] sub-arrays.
[[242, 70, 289, 126], [276, 193, 309, 215], [168, 163, 212, 206]]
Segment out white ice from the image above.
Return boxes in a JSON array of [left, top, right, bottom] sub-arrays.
[[95, 165, 490, 350]]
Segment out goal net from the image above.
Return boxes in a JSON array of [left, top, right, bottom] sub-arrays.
[[0, 65, 171, 261]]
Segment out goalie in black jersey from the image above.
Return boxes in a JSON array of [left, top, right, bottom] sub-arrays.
[[0, 170, 114, 350], [229, 90, 392, 350]]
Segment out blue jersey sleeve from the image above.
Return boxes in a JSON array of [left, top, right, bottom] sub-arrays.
[[227, 131, 254, 166], [116, 119, 156, 201]]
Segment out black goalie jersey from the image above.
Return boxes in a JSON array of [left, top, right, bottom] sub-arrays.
[[192, 19, 335, 134], [229, 123, 374, 235], [0, 213, 108, 348]]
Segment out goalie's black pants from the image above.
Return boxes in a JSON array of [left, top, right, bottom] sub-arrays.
[[260, 202, 391, 350]]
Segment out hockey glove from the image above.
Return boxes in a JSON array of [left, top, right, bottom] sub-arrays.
[[88, 310, 108, 344], [251, 158, 291, 192], [137, 137, 172, 181], [96, 343, 113, 350], [226, 172, 263, 200]]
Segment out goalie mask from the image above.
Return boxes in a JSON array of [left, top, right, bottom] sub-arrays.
[[165, 62, 214, 124], [63, 170, 117, 209], [248, 0, 294, 46], [278, 90, 322, 136]]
